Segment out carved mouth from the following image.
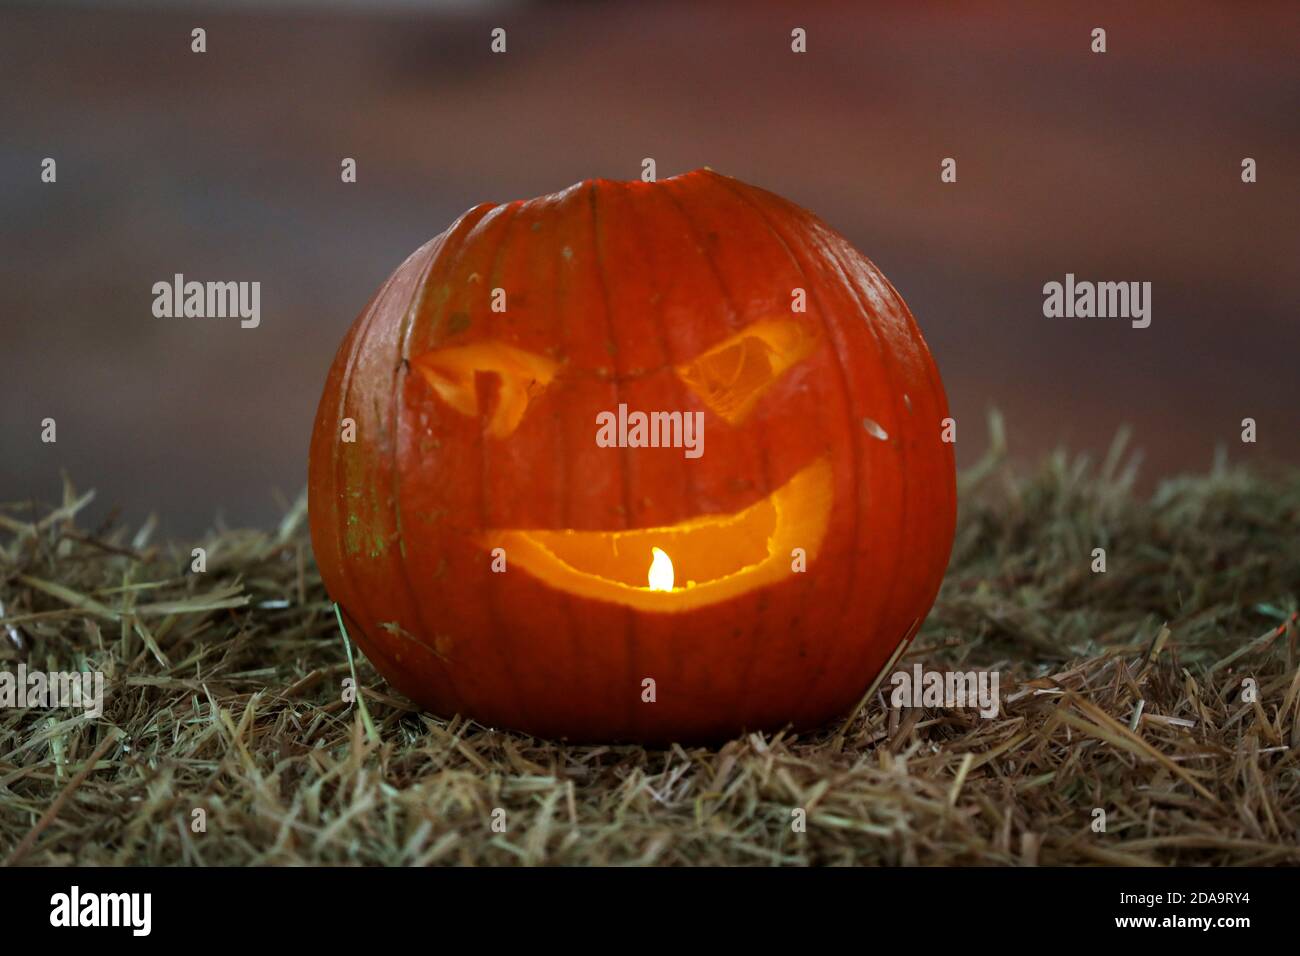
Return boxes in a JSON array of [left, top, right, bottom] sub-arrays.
[[480, 457, 832, 612]]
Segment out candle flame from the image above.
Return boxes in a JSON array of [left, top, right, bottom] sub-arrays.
[[648, 547, 674, 591]]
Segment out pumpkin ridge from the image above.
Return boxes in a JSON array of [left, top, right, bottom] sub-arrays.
[[543, 192, 591, 733], [611, 183, 699, 718], [386, 202, 496, 719], [474, 200, 541, 732], [588, 181, 642, 738], [771, 199, 917, 706], [325, 240, 414, 681], [657, 176, 778, 715], [385, 227, 469, 713], [807, 222, 918, 707], [708, 176, 865, 712]]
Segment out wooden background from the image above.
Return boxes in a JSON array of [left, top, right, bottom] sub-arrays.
[[3, 1, 1297, 535]]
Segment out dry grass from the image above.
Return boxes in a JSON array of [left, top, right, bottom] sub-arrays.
[[2, 419, 1298, 866]]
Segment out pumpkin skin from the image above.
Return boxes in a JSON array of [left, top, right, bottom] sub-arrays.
[[308, 169, 956, 743]]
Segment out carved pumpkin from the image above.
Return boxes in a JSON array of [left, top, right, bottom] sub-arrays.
[[308, 170, 956, 743]]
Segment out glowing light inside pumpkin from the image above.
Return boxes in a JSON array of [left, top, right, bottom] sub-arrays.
[[648, 547, 675, 592], [481, 457, 832, 613]]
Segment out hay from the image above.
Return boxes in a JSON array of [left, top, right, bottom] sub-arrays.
[[2, 418, 1298, 866]]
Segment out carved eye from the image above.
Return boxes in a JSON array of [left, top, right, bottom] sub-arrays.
[[675, 319, 816, 423], [411, 341, 560, 438]]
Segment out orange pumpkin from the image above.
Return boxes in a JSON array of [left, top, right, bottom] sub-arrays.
[[308, 170, 956, 743]]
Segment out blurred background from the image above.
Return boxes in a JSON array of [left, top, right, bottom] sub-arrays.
[[3, 0, 1298, 537]]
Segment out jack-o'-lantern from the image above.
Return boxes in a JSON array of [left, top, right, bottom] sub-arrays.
[[308, 170, 956, 743]]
